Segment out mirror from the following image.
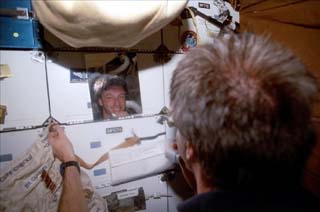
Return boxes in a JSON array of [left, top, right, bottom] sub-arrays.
[[86, 53, 141, 120], [47, 51, 165, 124]]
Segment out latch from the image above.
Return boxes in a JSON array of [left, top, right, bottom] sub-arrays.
[[0, 7, 35, 20], [0, 105, 7, 124]]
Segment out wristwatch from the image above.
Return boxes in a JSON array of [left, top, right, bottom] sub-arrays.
[[60, 161, 80, 177]]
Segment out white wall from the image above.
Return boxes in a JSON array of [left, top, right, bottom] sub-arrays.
[[0, 50, 49, 130]]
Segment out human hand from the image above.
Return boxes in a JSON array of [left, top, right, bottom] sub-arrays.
[[48, 123, 76, 162]]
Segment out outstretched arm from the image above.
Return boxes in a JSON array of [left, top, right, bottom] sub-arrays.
[[49, 124, 88, 212]]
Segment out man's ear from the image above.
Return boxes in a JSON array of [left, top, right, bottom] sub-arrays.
[[185, 142, 197, 162]]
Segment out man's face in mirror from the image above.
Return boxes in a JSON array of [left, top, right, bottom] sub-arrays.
[[99, 85, 127, 119]]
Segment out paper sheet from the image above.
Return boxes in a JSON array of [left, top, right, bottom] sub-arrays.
[[109, 141, 173, 185]]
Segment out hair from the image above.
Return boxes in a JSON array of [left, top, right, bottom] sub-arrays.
[[99, 75, 128, 96], [91, 75, 128, 120], [170, 33, 318, 189]]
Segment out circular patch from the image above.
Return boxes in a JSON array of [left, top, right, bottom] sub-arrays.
[[181, 30, 197, 52], [13, 32, 19, 38]]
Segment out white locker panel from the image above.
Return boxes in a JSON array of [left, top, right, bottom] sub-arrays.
[[0, 128, 43, 168], [46, 52, 93, 123], [0, 51, 49, 130], [64, 117, 174, 211], [106, 175, 169, 212], [168, 182, 181, 212], [64, 116, 166, 189], [163, 54, 185, 107], [138, 54, 165, 115]]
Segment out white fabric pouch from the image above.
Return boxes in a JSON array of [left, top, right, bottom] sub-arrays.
[[0, 127, 107, 212], [32, 0, 187, 48]]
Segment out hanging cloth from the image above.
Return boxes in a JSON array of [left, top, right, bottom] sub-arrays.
[[32, 0, 187, 48], [0, 126, 107, 212]]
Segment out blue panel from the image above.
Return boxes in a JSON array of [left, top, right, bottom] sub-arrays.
[[0, 0, 42, 49], [0, 0, 32, 10], [0, 154, 13, 162], [32, 21, 42, 48], [0, 19, 33, 47], [93, 168, 106, 176], [90, 141, 102, 149]]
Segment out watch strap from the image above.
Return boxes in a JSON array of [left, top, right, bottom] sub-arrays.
[[60, 161, 80, 177]]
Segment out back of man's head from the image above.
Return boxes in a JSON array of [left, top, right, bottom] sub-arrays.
[[170, 33, 317, 189]]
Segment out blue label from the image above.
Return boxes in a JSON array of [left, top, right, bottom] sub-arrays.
[[90, 141, 101, 149], [93, 168, 106, 176], [0, 154, 13, 162]]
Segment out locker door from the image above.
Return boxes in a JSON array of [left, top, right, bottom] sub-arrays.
[[0, 50, 49, 131]]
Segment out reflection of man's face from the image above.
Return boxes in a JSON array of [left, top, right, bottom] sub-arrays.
[[98, 86, 127, 119]]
